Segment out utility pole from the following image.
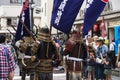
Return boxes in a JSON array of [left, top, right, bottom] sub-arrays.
[[30, 0, 34, 31]]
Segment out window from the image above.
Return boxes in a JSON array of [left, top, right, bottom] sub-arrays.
[[104, 1, 113, 11], [10, 0, 22, 4], [7, 18, 11, 26], [7, 18, 17, 26]]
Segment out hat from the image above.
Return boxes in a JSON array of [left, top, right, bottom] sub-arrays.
[[93, 35, 98, 41], [97, 37, 104, 42], [99, 37, 104, 40]]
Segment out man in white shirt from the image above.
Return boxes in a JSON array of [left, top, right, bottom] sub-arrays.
[[109, 38, 115, 51], [109, 38, 116, 68]]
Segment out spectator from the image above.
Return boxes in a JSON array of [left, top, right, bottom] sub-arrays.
[[85, 35, 93, 46], [109, 38, 115, 51], [92, 35, 99, 51], [103, 51, 112, 80], [109, 38, 116, 68], [0, 34, 16, 80], [87, 49, 96, 80], [95, 37, 108, 80]]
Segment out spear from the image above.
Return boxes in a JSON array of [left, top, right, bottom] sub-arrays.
[[11, 25, 17, 32], [7, 28, 15, 37]]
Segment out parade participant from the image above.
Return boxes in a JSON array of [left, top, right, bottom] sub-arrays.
[[102, 51, 112, 80], [15, 36, 35, 80], [0, 34, 16, 80], [31, 27, 60, 80], [63, 29, 87, 80], [95, 37, 108, 80], [87, 49, 96, 80]]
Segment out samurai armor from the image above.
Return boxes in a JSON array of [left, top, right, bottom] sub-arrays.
[[36, 59, 53, 73], [65, 39, 76, 53], [22, 58, 40, 68], [67, 60, 82, 72]]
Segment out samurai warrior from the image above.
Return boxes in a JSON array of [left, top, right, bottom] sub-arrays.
[[15, 36, 36, 80], [63, 28, 87, 80], [31, 27, 61, 80]]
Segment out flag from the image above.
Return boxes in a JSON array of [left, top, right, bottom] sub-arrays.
[[15, 0, 30, 42], [100, 17, 107, 38], [83, 0, 109, 37], [51, 0, 84, 34]]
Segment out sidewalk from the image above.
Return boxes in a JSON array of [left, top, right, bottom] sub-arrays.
[[112, 68, 120, 76]]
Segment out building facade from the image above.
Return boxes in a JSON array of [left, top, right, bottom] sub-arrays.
[[74, 0, 120, 43], [1, 0, 120, 40], [40, 0, 57, 34], [0, 0, 41, 39]]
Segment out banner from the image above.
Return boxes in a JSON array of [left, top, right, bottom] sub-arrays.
[[83, 0, 108, 37], [15, 0, 30, 41], [100, 17, 107, 38], [115, 26, 120, 56], [51, 0, 84, 34]]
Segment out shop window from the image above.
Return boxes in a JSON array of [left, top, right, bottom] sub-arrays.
[[7, 18, 11, 26], [7, 18, 17, 26]]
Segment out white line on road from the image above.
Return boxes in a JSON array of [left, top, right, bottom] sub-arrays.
[[13, 73, 66, 79]]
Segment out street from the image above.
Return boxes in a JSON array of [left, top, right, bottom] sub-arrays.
[[13, 65, 66, 80], [13, 65, 120, 80]]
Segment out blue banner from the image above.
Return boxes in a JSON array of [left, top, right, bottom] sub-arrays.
[[51, 0, 84, 34], [15, 0, 30, 42], [83, 0, 108, 37], [115, 26, 120, 56]]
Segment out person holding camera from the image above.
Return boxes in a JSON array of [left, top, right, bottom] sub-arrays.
[[87, 50, 96, 80]]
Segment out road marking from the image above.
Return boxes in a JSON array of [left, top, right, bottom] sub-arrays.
[[13, 76, 29, 79], [53, 73, 66, 76]]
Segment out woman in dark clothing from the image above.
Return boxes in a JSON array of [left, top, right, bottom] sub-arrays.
[[103, 51, 112, 80], [87, 50, 96, 80]]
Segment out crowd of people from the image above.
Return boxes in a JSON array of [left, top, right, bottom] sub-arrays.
[[0, 29, 120, 80], [52, 33, 120, 80]]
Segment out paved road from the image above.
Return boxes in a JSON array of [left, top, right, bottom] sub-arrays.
[[13, 73, 120, 80], [14, 65, 120, 80]]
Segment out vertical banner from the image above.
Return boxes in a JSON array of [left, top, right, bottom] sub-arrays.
[[83, 0, 108, 37], [15, 0, 30, 42], [51, 0, 84, 34], [100, 17, 107, 38], [115, 25, 120, 56]]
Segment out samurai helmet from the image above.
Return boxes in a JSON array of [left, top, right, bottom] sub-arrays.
[[41, 27, 50, 34], [37, 26, 51, 42]]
